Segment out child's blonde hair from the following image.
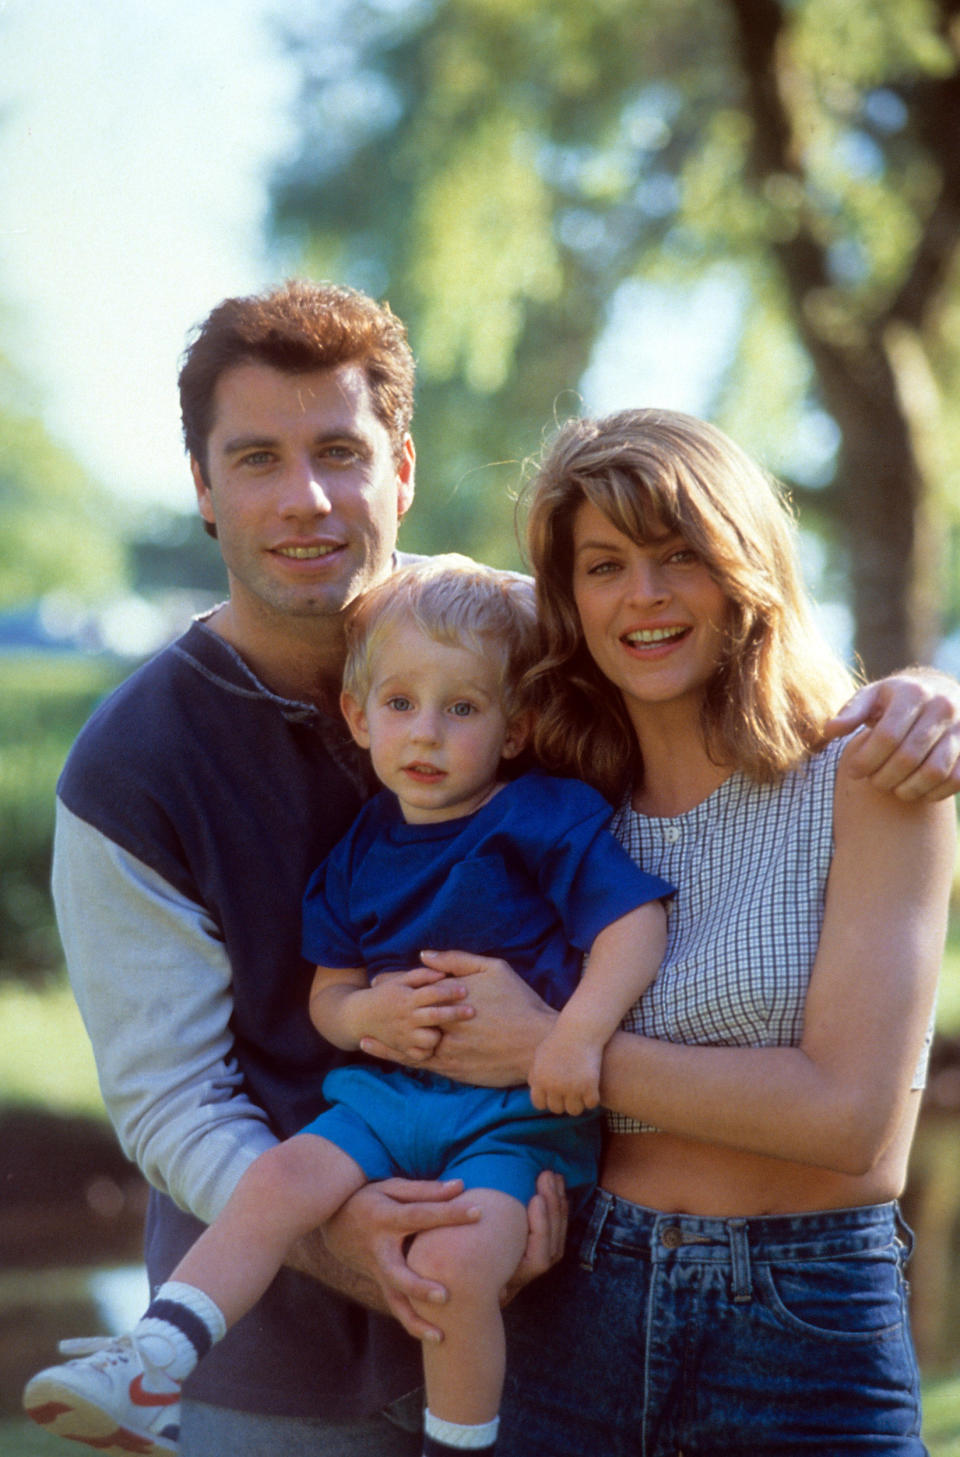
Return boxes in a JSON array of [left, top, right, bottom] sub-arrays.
[[343, 554, 541, 719], [523, 409, 855, 800]]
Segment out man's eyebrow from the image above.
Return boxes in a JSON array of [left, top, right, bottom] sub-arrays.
[[220, 430, 370, 456], [221, 434, 278, 456]]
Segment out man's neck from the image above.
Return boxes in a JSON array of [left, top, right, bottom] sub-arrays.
[[204, 601, 346, 711]]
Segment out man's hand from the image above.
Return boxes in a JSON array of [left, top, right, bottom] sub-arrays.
[[360, 951, 557, 1087], [321, 1177, 480, 1341], [824, 670, 960, 801], [500, 1170, 569, 1306], [315, 1168, 569, 1341]]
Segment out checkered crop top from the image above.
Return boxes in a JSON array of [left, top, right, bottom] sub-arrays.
[[607, 734, 931, 1134]]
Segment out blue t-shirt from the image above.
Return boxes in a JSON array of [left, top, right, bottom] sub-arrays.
[[302, 771, 673, 1011]]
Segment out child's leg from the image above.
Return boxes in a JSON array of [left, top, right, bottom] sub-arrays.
[[173, 1132, 366, 1325], [23, 1133, 368, 1453], [406, 1189, 528, 1451]]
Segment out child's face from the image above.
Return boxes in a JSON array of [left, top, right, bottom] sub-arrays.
[[341, 622, 527, 823]]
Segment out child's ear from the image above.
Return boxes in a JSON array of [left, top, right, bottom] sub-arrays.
[[501, 710, 534, 761], [340, 691, 371, 749]]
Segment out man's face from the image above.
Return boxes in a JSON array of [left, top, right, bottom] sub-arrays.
[[193, 361, 415, 626]]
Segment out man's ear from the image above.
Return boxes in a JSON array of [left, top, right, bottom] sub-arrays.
[[501, 710, 534, 761], [340, 691, 371, 749], [396, 434, 416, 521], [192, 456, 216, 526]]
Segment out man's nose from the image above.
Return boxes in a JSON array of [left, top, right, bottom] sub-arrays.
[[279, 459, 333, 517]]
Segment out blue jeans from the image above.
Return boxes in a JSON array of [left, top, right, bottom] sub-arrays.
[[180, 1387, 423, 1456], [500, 1191, 926, 1456]]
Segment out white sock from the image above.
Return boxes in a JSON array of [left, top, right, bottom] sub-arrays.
[[134, 1281, 227, 1381], [424, 1408, 500, 1449]]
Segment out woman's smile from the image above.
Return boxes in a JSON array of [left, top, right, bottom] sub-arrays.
[[571, 499, 728, 716]]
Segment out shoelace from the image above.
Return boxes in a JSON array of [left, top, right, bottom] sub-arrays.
[[57, 1334, 134, 1360], [56, 1332, 179, 1395]]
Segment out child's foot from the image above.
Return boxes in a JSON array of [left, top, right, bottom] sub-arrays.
[[23, 1333, 181, 1455]]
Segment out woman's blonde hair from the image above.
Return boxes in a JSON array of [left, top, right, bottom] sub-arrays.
[[343, 554, 540, 719], [524, 409, 855, 800]]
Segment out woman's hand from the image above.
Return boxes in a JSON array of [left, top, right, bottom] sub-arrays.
[[360, 951, 558, 1086], [824, 669, 960, 801]]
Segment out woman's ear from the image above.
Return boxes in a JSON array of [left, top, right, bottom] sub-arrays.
[[340, 691, 371, 749]]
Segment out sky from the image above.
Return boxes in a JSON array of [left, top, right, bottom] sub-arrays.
[[0, 0, 301, 515], [0, 0, 737, 521]]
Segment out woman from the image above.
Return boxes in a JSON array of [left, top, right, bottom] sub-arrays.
[[406, 410, 955, 1456]]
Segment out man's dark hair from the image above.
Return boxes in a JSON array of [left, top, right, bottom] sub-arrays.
[[179, 279, 416, 485]]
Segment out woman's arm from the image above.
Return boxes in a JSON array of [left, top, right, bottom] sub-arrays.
[[597, 750, 956, 1171]]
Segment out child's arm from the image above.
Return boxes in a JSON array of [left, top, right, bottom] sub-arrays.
[[309, 963, 470, 1062], [529, 899, 667, 1116]]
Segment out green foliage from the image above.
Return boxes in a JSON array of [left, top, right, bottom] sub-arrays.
[[0, 656, 125, 984], [270, 0, 960, 668], [0, 364, 127, 606]]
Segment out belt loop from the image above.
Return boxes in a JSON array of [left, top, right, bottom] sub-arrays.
[[728, 1218, 752, 1303], [578, 1189, 613, 1271]]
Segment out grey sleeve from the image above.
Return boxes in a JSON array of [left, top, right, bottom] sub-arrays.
[[52, 799, 278, 1224]]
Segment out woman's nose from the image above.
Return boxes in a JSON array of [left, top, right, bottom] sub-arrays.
[[625, 559, 669, 605]]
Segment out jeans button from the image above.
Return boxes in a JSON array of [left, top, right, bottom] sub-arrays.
[[661, 1226, 683, 1248]]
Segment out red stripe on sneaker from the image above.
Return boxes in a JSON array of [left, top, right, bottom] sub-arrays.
[[76, 1428, 154, 1453], [129, 1374, 179, 1408], [25, 1400, 73, 1425]]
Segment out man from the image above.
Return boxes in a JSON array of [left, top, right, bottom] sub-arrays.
[[45, 280, 960, 1456]]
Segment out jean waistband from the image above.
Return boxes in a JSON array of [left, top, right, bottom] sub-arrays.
[[577, 1189, 907, 1274]]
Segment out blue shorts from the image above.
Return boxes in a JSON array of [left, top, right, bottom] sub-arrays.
[[301, 1065, 602, 1209], [500, 1192, 924, 1456]]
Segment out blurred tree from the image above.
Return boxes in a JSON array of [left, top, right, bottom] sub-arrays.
[[270, 0, 960, 675], [0, 347, 127, 606]]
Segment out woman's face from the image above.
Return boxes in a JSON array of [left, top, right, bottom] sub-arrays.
[[571, 498, 730, 723]]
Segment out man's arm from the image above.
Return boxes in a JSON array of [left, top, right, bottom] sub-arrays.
[[54, 801, 277, 1224]]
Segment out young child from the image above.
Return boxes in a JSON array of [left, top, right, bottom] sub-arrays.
[[25, 556, 672, 1457]]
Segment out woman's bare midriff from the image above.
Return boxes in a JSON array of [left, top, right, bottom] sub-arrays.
[[600, 1094, 922, 1217]]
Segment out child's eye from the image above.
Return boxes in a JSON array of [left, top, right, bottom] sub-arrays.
[[386, 696, 413, 712], [449, 701, 476, 717]]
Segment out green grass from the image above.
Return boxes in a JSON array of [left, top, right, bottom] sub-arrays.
[[0, 980, 103, 1115]]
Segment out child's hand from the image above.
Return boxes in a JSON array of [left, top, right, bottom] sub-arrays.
[[528, 1026, 602, 1116], [351, 967, 471, 1061]]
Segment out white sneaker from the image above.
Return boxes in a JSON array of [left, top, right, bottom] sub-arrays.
[[23, 1333, 181, 1455]]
